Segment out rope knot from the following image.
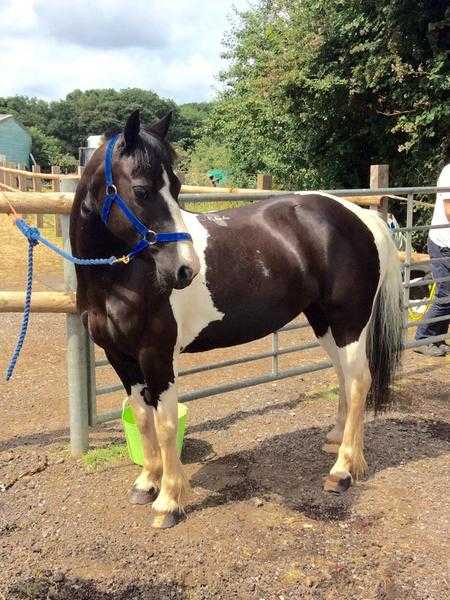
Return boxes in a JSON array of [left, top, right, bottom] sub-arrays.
[[27, 226, 40, 246], [15, 219, 40, 246]]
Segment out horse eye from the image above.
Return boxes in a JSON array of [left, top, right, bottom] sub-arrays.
[[132, 185, 152, 201]]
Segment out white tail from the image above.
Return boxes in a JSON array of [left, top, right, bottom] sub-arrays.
[[366, 223, 404, 411]]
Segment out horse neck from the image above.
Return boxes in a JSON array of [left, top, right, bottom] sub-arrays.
[[71, 196, 128, 262]]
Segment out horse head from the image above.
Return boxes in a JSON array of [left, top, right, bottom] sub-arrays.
[[79, 109, 199, 290]]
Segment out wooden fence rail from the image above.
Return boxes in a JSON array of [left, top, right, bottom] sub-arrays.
[[0, 291, 76, 313], [0, 190, 386, 216], [0, 163, 387, 202]]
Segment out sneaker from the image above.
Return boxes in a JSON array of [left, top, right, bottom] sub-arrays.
[[438, 341, 450, 354], [414, 344, 446, 357]]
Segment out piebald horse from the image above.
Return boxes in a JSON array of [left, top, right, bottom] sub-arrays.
[[71, 111, 403, 528]]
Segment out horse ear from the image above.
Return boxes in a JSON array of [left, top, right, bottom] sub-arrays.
[[124, 109, 140, 148], [149, 111, 172, 139]]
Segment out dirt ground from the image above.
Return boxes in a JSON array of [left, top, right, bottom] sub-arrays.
[[0, 215, 449, 600]]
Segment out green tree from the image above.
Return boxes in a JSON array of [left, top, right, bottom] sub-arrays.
[[207, 0, 449, 189], [177, 102, 212, 149], [0, 95, 51, 131], [29, 126, 78, 173], [46, 88, 179, 153], [185, 138, 233, 186], [1, 89, 211, 159]]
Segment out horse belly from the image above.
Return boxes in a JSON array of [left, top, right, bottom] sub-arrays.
[[184, 301, 300, 352], [179, 270, 306, 352]]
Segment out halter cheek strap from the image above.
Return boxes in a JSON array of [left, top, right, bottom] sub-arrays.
[[101, 134, 192, 262]]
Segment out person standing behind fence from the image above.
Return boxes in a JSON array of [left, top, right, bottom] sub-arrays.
[[414, 163, 450, 356]]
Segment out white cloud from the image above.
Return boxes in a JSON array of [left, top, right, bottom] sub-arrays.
[[34, 0, 169, 50], [0, 0, 250, 103]]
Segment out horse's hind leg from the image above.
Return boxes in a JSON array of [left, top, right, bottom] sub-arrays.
[[304, 306, 347, 454], [317, 331, 347, 454], [323, 329, 371, 493]]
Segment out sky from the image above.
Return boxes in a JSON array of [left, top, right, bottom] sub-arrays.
[[0, 0, 251, 104]]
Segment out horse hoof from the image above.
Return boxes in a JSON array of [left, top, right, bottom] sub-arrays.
[[322, 442, 340, 454], [323, 473, 352, 494], [129, 486, 158, 505], [151, 510, 184, 529]]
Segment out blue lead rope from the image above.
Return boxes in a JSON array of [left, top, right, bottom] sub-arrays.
[[5, 236, 36, 381], [5, 218, 120, 381], [15, 218, 118, 265], [6, 216, 189, 380]]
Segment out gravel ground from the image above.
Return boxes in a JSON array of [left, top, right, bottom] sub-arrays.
[[0, 215, 449, 599]]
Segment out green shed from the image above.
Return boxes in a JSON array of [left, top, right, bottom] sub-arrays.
[[0, 115, 32, 167]]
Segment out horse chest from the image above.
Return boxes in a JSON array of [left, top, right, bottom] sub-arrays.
[[170, 269, 224, 349]]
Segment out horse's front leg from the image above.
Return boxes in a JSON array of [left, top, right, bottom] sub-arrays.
[[139, 346, 189, 529], [102, 349, 162, 505], [151, 380, 189, 528], [128, 384, 162, 505]]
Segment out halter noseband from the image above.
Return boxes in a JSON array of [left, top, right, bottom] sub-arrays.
[[100, 134, 192, 263]]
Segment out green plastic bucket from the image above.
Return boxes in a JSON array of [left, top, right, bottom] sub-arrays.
[[122, 402, 187, 466]]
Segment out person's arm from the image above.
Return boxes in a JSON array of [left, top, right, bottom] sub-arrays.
[[444, 198, 450, 222]]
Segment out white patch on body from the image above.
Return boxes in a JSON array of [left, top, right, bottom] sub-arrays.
[[169, 210, 225, 349]]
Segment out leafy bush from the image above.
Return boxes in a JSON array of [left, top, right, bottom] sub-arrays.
[[29, 126, 77, 172], [206, 0, 449, 190], [184, 139, 236, 186]]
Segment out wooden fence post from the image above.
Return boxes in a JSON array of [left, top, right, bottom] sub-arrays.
[[32, 165, 42, 192], [370, 164, 389, 222], [60, 176, 91, 455], [52, 166, 61, 235], [256, 173, 272, 190], [17, 164, 24, 191], [9, 162, 16, 189], [51, 166, 61, 191], [32, 166, 44, 227]]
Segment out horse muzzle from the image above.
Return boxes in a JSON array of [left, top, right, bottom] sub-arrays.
[[173, 264, 196, 289]]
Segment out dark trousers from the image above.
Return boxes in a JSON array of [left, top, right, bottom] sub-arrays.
[[415, 238, 450, 340]]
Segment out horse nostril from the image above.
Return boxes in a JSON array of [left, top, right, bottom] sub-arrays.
[[176, 265, 194, 288]]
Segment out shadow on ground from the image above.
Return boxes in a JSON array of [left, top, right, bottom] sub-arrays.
[[188, 415, 449, 522], [6, 573, 186, 600]]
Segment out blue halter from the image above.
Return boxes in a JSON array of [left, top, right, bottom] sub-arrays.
[[101, 134, 192, 263]]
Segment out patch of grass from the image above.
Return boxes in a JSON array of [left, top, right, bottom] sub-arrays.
[[82, 443, 128, 471], [307, 385, 339, 402]]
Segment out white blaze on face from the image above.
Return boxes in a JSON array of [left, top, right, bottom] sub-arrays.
[[159, 168, 200, 276]]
